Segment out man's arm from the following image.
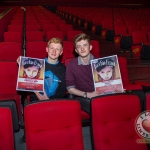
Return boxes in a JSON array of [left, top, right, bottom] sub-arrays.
[[68, 87, 100, 99]]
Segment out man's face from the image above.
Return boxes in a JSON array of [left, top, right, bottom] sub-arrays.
[[75, 40, 92, 58], [98, 66, 113, 81], [46, 43, 63, 61], [24, 66, 39, 78]]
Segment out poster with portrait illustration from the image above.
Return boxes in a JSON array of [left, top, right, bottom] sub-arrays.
[[16, 56, 45, 92], [91, 55, 124, 95]]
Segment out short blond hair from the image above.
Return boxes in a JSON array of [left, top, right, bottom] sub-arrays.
[[73, 33, 91, 46], [47, 37, 63, 48]]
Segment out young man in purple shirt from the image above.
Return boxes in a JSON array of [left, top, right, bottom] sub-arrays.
[[66, 33, 100, 113]]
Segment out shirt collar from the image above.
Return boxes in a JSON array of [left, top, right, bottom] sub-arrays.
[[44, 58, 59, 65], [78, 54, 94, 65]]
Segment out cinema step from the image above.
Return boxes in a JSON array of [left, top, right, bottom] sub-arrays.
[[128, 65, 150, 83], [127, 58, 142, 65], [101, 51, 130, 58]]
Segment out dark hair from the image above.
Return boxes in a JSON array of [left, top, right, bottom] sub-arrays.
[[22, 58, 42, 70], [73, 33, 91, 46]]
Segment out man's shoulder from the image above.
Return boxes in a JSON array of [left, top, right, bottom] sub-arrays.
[[67, 57, 78, 65]]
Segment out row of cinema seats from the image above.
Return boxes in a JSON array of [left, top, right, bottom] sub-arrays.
[[0, 6, 101, 63], [1, 93, 150, 150], [57, 6, 150, 59], [0, 55, 147, 131]]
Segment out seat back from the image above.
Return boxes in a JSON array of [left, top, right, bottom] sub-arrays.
[[118, 57, 130, 86], [26, 42, 47, 59], [59, 24, 73, 37], [8, 25, 23, 33], [137, 21, 148, 26], [118, 57, 142, 90], [4, 32, 22, 43], [0, 42, 22, 61], [141, 25, 150, 32], [26, 31, 44, 42], [24, 100, 84, 150], [60, 41, 75, 63], [47, 31, 64, 41], [90, 40, 100, 58], [114, 25, 127, 35], [67, 30, 83, 41], [0, 107, 14, 150], [10, 20, 23, 25], [132, 31, 147, 45], [0, 100, 19, 132], [26, 25, 40, 31], [0, 61, 22, 119], [114, 20, 125, 26], [0, 61, 18, 94], [42, 24, 57, 35], [127, 25, 141, 35], [91, 94, 148, 150]]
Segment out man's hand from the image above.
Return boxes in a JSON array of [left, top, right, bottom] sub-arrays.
[[16, 56, 20, 65], [87, 91, 101, 99], [34, 91, 49, 100]]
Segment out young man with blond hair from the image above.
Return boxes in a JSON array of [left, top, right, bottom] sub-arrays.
[[66, 33, 100, 113], [17, 37, 66, 101]]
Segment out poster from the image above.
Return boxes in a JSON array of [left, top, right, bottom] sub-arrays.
[[16, 56, 45, 92], [91, 55, 124, 95]]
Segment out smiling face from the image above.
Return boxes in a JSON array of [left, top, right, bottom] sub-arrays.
[[46, 43, 63, 61], [75, 39, 92, 58], [24, 66, 39, 78], [98, 66, 113, 81]]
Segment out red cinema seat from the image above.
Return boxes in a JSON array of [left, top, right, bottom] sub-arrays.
[[137, 21, 148, 27], [8, 25, 23, 34], [26, 31, 44, 42], [67, 30, 83, 41], [38, 19, 53, 27], [53, 19, 66, 25], [125, 21, 137, 26], [101, 21, 114, 40], [0, 107, 14, 150], [141, 25, 150, 32], [26, 20, 39, 25], [131, 31, 149, 58], [0, 42, 22, 61], [59, 24, 73, 38], [90, 40, 100, 58], [26, 42, 47, 59], [114, 20, 125, 26], [42, 24, 58, 36], [0, 62, 21, 120], [26, 25, 40, 31], [24, 100, 84, 150], [118, 56, 142, 90], [4, 32, 22, 44], [127, 25, 141, 35], [61, 41, 75, 63], [10, 20, 23, 25], [47, 31, 64, 41], [114, 25, 129, 48], [91, 94, 148, 150]]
